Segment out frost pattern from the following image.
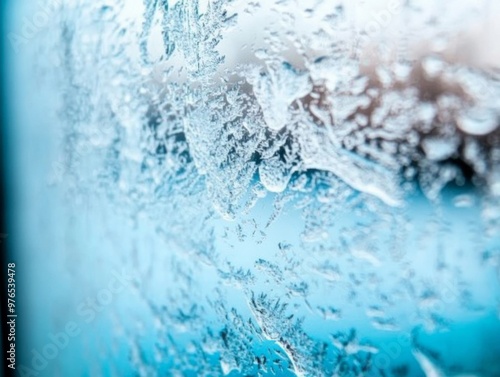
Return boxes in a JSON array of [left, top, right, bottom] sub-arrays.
[[22, 0, 500, 375]]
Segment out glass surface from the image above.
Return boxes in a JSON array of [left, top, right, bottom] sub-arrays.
[[2, 0, 500, 376]]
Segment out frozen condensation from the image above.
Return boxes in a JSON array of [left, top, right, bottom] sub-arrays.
[[9, 0, 500, 376]]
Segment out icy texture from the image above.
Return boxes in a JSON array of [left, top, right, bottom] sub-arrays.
[[13, 0, 500, 376]]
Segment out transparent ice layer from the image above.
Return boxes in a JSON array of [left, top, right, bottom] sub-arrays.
[[4, 0, 500, 376]]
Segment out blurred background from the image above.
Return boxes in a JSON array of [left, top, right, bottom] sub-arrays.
[[1, 0, 500, 376]]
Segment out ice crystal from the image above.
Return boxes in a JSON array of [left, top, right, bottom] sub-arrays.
[[8, 0, 500, 376]]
